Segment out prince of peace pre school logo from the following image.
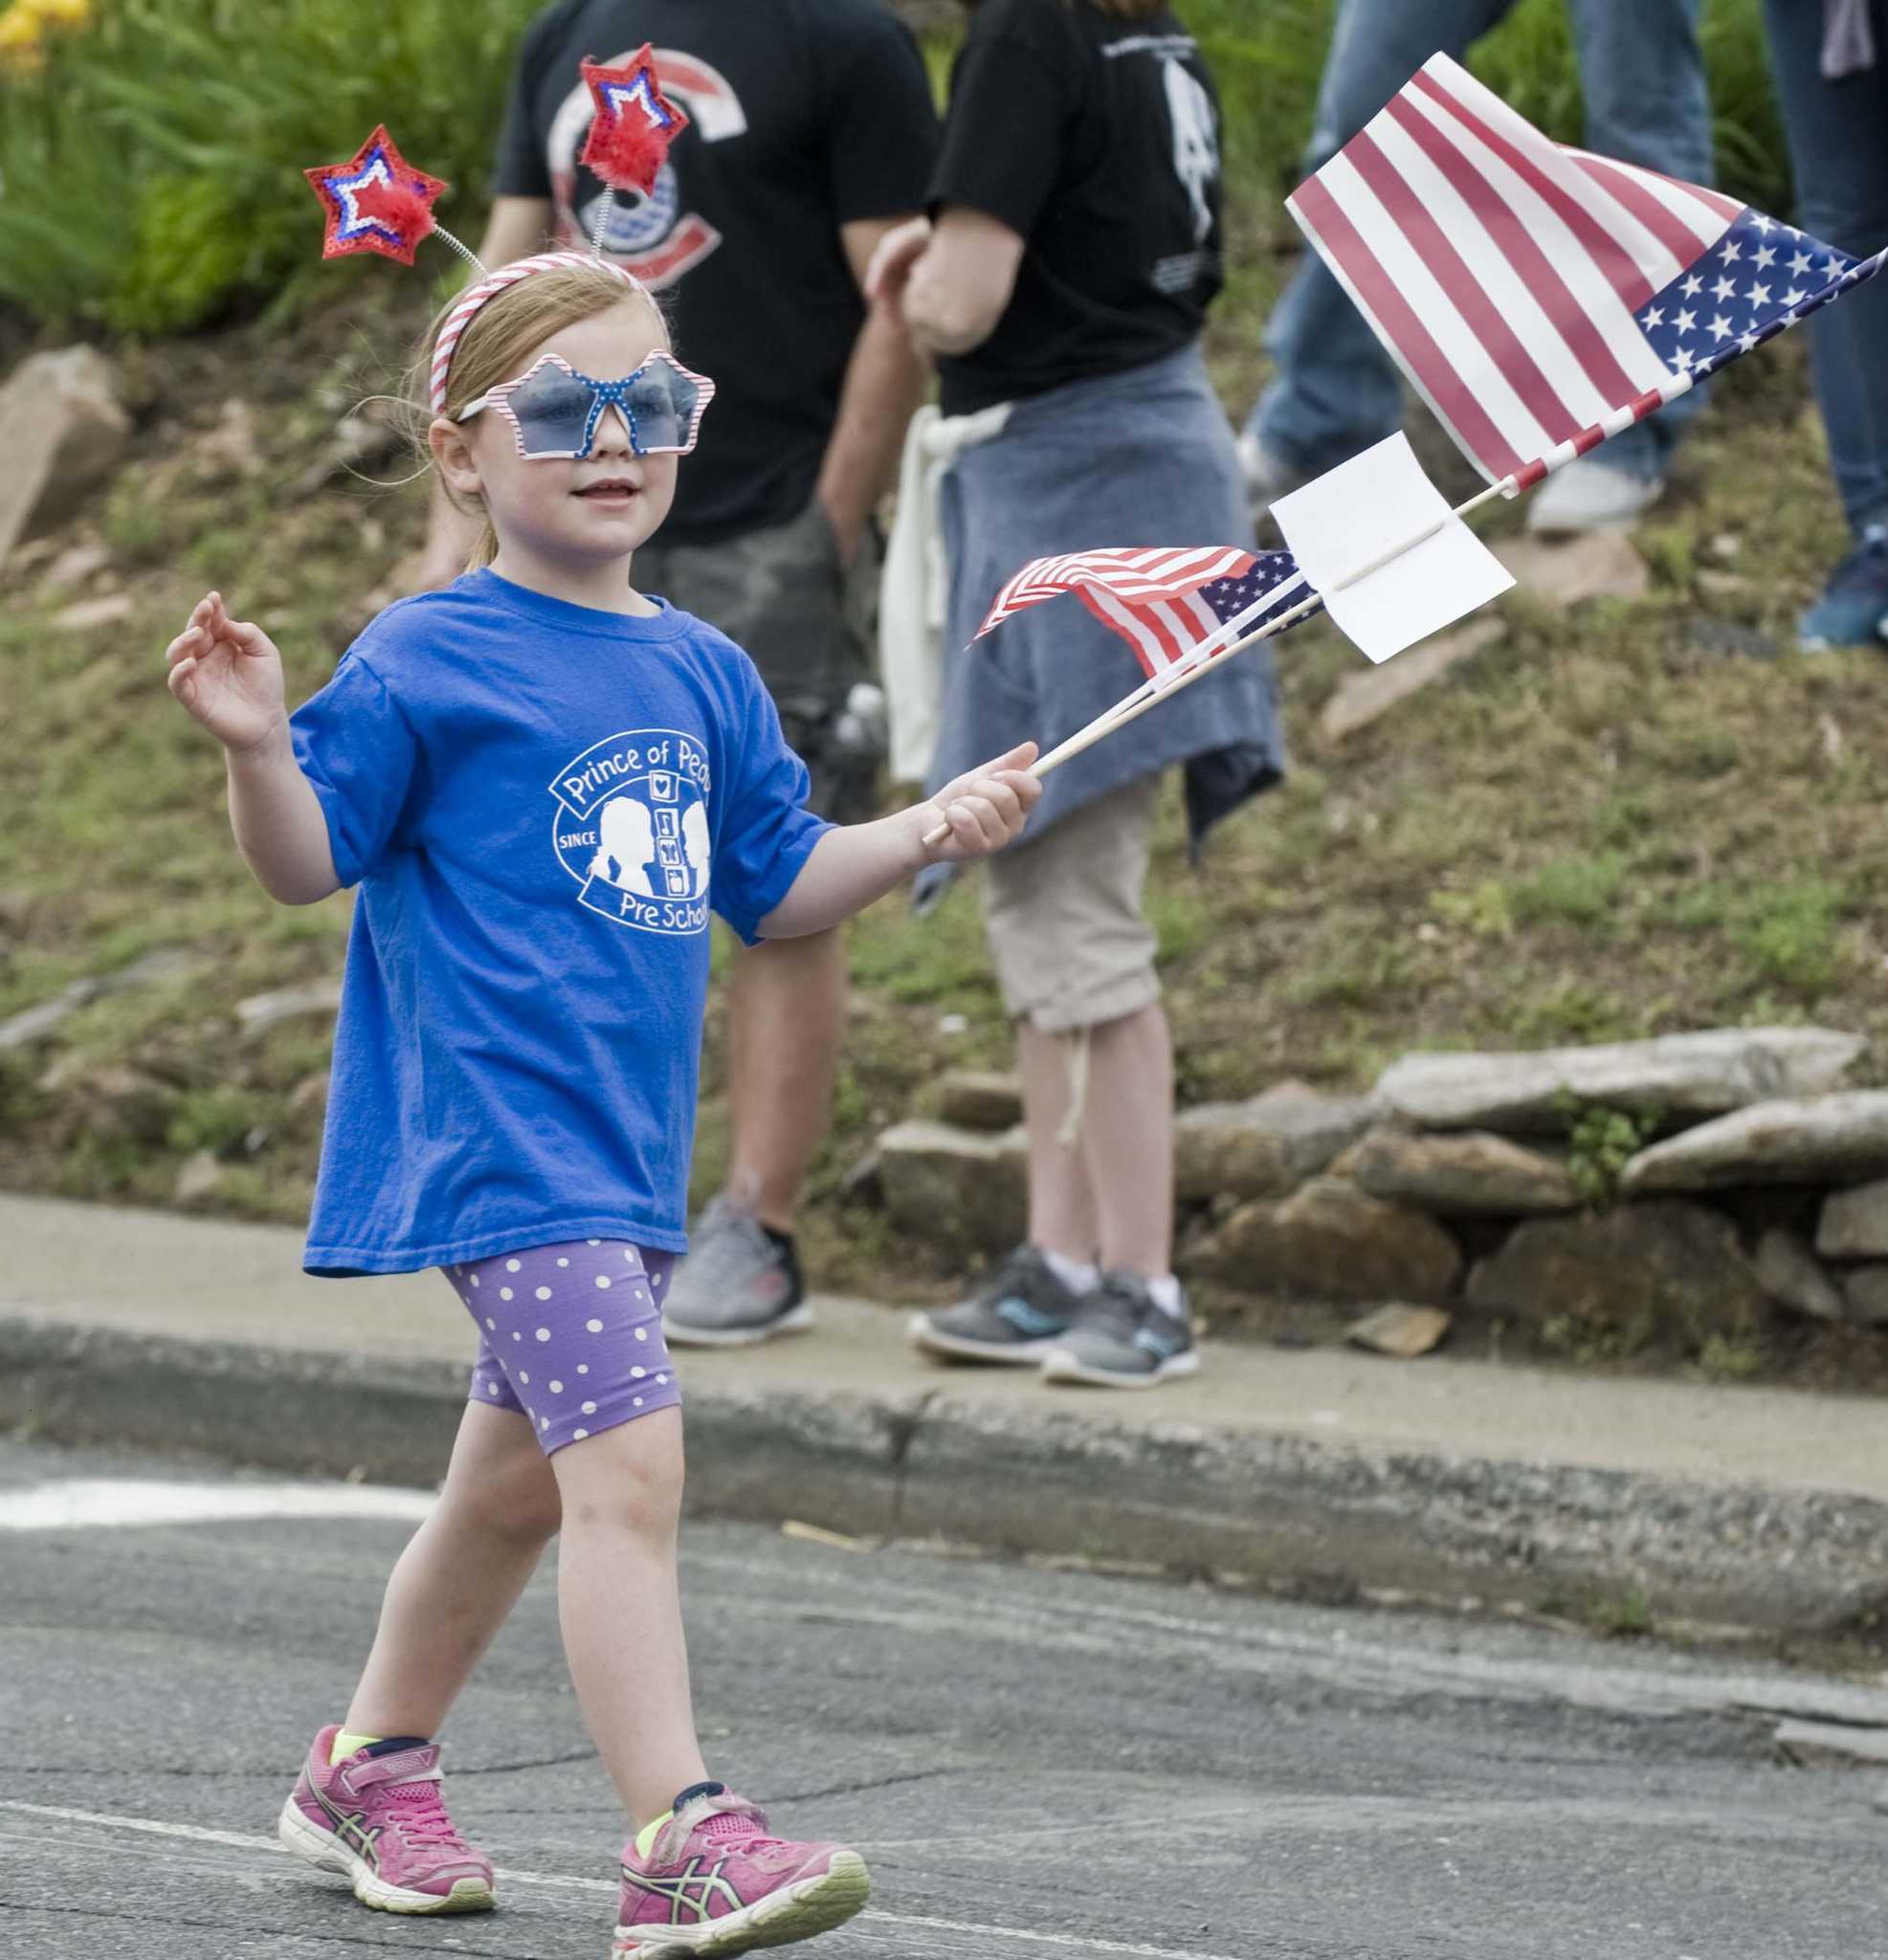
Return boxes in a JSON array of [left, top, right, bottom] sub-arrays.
[[550, 730, 712, 935]]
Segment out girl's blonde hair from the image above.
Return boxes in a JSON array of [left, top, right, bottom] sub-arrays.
[[411, 259, 668, 570]]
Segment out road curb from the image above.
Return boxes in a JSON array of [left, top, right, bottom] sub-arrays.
[[8, 1313, 1887, 1637]]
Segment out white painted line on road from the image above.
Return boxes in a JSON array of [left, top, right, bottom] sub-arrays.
[[0, 1478, 436, 1530], [0, 1799, 1251, 1960]]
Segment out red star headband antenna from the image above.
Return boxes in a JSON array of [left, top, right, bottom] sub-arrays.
[[303, 125, 484, 274], [306, 58, 685, 412], [577, 45, 691, 255]]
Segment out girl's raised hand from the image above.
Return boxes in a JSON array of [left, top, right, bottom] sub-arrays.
[[921, 742, 1042, 862], [165, 591, 287, 754]]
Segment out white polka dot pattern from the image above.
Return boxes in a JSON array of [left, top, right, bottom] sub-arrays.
[[444, 1236, 678, 1454]]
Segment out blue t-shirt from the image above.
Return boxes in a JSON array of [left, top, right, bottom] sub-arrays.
[[289, 568, 831, 1277]]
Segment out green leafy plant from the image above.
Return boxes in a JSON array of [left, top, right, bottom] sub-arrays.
[[1555, 1091, 1659, 1209]]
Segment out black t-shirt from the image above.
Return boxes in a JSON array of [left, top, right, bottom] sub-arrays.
[[494, 0, 939, 542], [930, 0, 1226, 416]]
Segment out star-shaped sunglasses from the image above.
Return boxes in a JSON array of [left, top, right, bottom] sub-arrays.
[[456, 350, 716, 459]]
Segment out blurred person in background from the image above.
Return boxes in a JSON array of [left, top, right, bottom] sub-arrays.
[[871, 0, 1286, 1390], [1239, 0, 1717, 537], [1763, 0, 1888, 650], [412, 2, 941, 1346]]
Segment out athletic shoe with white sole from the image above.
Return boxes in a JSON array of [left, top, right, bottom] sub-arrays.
[[662, 1195, 811, 1348], [1040, 1270, 1199, 1389], [1524, 455, 1663, 534], [278, 1726, 494, 1914], [613, 1783, 870, 1957], [1796, 525, 1888, 651], [909, 1244, 1081, 1364]]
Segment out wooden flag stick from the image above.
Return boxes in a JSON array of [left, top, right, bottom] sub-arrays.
[[920, 476, 1512, 849]]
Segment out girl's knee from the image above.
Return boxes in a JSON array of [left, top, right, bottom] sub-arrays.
[[553, 1413, 684, 1533], [456, 1445, 564, 1545]]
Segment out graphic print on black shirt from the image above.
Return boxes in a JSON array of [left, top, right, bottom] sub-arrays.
[[929, 0, 1226, 416], [494, 1, 938, 541]]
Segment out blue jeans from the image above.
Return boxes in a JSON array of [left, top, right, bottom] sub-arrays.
[[1763, 0, 1888, 536], [1251, 0, 1714, 482]]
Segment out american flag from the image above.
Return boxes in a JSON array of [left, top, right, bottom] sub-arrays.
[[975, 545, 1259, 640], [1077, 551, 1312, 684], [1288, 53, 1888, 492]]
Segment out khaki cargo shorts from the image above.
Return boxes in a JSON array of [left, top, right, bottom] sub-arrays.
[[979, 774, 1163, 1034], [635, 498, 882, 823]]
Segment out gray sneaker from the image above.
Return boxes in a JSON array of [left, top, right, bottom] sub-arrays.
[[1040, 1271, 1199, 1389], [661, 1196, 811, 1348], [909, 1246, 1082, 1365]]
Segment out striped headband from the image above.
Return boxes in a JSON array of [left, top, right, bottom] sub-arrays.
[[428, 252, 651, 414]]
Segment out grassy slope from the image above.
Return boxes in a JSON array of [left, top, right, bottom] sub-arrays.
[[0, 1, 1880, 1365]]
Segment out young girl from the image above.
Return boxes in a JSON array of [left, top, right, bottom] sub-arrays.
[[163, 251, 1038, 1956]]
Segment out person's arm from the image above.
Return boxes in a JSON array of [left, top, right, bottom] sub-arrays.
[[867, 208, 1026, 360], [164, 591, 340, 905], [812, 216, 933, 563], [758, 742, 1039, 938], [410, 196, 556, 592]]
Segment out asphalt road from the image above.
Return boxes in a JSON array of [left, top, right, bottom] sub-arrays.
[[2, 1437, 1885, 1960]]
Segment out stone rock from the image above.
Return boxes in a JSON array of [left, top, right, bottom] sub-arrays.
[[1175, 1082, 1379, 1204], [52, 591, 134, 631], [1188, 1176, 1462, 1303], [0, 947, 200, 1054], [1344, 1303, 1452, 1358], [1377, 1029, 1866, 1134], [174, 1148, 225, 1205], [928, 1069, 1022, 1133], [1335, 1125, 1578, 1215], [0, 979, 100, 1052], [1622, 1092, 1888, 1195], [1754, 1229, 1846, 1324], [47, 1063, 176, 1147], [106, 947, 206, 992], [1816, 1177, 1888, 1260], [44, 540, 111, 587], [1490, 529, 1652, 606], [0, 346, 132, 566], [1466, 1201, 1766, 1348], [877, 1119, 1026, 1257], [192, 399, 263, 478], [1844, 1267, 1888, 1328], [234, 977, 344, 1035], [288, 1072, 330, 1115], [1319, 618, 1506, 746]]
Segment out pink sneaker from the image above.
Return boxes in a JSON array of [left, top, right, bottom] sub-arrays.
[[277, 1726, 496, 1914], [613, 1784, 870, 1956]]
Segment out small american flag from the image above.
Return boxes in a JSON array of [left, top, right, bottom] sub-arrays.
[[1077, 550, 1311, 683], [1289, 53, 1887, 491], [975, 545, 1259, 640]]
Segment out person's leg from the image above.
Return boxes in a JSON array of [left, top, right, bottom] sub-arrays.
[[1079, 1001, 1175, 1278], [277, 1269, 570, 1916], [344, 1398, 562, 1740], [722, 927, 847, 1235], [1566, 0, 1714, 478], [1764, 0, 1888, 537], [659, 502, 875, 1342], [532, 1245, 871, 1952], [1016, 1018, 1101, 1263], [1252, 0, 1518, 475], [550, 1406, 704, 1825]]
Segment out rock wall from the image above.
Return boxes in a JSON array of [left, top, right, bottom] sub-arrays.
[[873, 1031, 1888, 1355]]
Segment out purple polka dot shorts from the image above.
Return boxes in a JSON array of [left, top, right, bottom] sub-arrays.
[[443, 1238, 680, 1453]]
